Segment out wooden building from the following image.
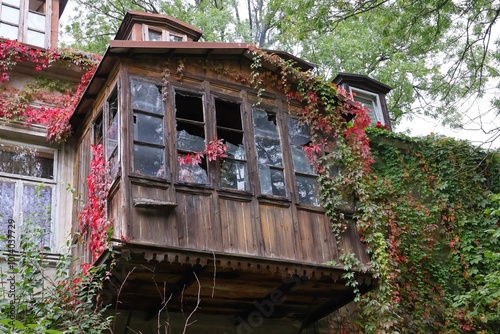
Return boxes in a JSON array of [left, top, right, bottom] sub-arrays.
[[70, 11, 393, 333]]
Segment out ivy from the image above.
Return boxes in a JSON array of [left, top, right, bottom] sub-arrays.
[[0, 39, 99, 142], [77, 144, 111, 262]]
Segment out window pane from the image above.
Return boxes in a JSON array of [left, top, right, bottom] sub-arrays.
[[0, 23, 18, 39], [288, 118, 311, 146], [259, 166, 285, 196], [221, 160, 247, 190], [296, 175, 320, 206], [131, 80, 164, 115], [354, 95, 378, 124], [148, 29, 162, 41], [22, 184, 52, 249], [217, 128, 245, 159], [177, 126, 205, 152], [255, 136, 282, 166], [27, 11, 45, 30], [0, 181, 15, 249], [253, 109, 279, 138], [0, 146, 53, 179], [169, 34, 183, 41], [108, 148, 119, 179], [1, 5, 20, 24], [26, 29, 44, 47], [178, 154, 208, 184], [291, 146, 314, 174], [133, 145, 165, 177], [107, 92, 119, 160], [134, 113, 163, 145]]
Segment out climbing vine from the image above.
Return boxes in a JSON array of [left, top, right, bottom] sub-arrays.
[[0, 39, 99, 141], [250, 46, 500, 333]]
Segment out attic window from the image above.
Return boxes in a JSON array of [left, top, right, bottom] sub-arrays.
[[143, 24, 186, 42], [351, 88, 384, 125]]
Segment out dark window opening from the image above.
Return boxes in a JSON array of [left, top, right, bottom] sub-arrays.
[[216, 99, 247, 191], [176, 92, 208, 184], [94, 111, 103, 145]]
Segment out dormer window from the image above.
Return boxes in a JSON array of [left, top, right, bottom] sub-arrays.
[[143, 24, 186, 42], [333, 72, 393, 129], [0, 0, 48, 48], [351, 87, 384, 125]]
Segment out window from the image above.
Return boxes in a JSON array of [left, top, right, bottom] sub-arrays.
[[351, 88, 384, 125], [216, 99, 247, 191], [131, 79, 166, 178], [287, 118, 320, 206], [106, 89, 119, 179], [0, 0, 47, 48], [176, 91, 208, 184], [143, 25, 186, 42], [253, 108, 285, 196], [0, 142, 55, 251]]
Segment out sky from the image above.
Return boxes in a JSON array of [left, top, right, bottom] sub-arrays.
[[59, 2, 500, 150]]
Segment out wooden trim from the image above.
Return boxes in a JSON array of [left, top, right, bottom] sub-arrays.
[[133, 197, 177, 208]]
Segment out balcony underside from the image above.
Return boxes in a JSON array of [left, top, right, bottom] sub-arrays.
[[100, 242, 374, 333]]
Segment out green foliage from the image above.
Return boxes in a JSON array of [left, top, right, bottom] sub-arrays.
[[0, 190, 111, 333], [353, 129, 500, 333]]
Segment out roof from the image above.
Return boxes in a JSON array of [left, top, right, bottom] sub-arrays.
[[333, 72, 392, 94], [114, 10, 204, 42], [70, 40, 315, 131]]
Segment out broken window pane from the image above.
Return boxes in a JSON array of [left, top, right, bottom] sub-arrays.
[[148, 29, 162, 41], [178, 154, 208, 184], [175, 92, 207, 184], [133, 145, 165, 177], [216, 99, 247, 191], [177, 127, 205, 152], [253, 109, 284, 196], [131, 80, 164, 114], [288, 117, 319, 206]]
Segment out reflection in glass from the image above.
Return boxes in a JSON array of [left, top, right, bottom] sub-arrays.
[[134, 145, 164, 177], [131, 80, 164, 114], [253, 109, 285, 196], [178, 154, 208, 184], [221, 160, 247, 190], [296, 175, 320, 206], [0, 146, 53, 179], [134, 114, 163, 145]]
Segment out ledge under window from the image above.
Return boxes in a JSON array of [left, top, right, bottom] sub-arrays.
[[133, 197, 177, 208]]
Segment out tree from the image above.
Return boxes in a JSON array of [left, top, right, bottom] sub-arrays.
[[63, 0, 500, 142]]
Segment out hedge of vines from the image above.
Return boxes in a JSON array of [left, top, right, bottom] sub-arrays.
[[250, 47, 500, 333]]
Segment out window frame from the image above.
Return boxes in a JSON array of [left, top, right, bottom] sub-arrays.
[[0, 140, 57, 252], [142, 24, 187, 42], [252, 107, 287, 198], [286, 116, 321, 207], [130, 77, 168, 179], [0, 0, 49, 48], [214, 96, 249, 192], [350, 87, 384, 125]]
